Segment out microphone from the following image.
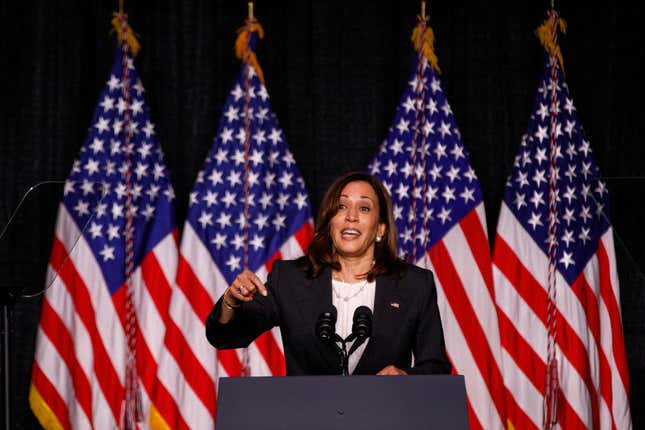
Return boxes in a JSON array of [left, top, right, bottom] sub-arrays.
[[315, 306, 338, 343], [347, 306, 372, 356]]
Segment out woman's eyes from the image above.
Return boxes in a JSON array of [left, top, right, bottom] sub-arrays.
[[359, 206, 370, 212], [338, 204, 370, 212]]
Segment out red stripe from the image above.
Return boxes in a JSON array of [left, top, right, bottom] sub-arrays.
[[493, 234, 548, 326], [428, 242, 506, 420], [265, 250, 282, 274], [151, 378, 191, 430], [597, 241, 630, 395], [217, 349, 244, 377], [497, 310, 545, 392], [559, 388, 589, 430], [504, 385, 540, 430], [571, 273, 616, 430], [465, 397, 484, 430], [39, 300, 93, 423], [141, 250, 174, 325], [294, 221, 314, 253], [32, 363, 73, 430], [176, 254, 215, 322], [136, 322, 158, 396], [494, 234, 600, 427], [459, 210, 495, 298], [162, 319, 216, 417], [50, 237, 124, 422], [254, 331, 286, 376]]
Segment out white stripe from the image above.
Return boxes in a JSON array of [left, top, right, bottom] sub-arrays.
[[168, 287, 215, 367], [279, 223, 310, 260], [156, 347, 215, 429], [246, 342, 273, 376], [55, 205, 126, 384], [152, 232, 179, 290], [443, 221, 503, 365], [180, 222, 227, 301], [426, 259, 504, 429], [556, 343, 593, 428], [34, 329, 93, 430], [500, 348, 542, 428]]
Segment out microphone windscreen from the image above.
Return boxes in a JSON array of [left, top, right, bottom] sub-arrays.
[[315, 305, 338, 343], [352, 306, 372, 340]]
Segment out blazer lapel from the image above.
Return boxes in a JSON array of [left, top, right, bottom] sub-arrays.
[[354, 272, 402, 374], [306, 267, 339, 371]]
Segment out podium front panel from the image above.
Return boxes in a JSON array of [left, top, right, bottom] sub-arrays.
[[216, 375, 469, 430]]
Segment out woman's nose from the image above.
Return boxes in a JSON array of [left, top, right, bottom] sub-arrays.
[[345, 206, 358, 221]]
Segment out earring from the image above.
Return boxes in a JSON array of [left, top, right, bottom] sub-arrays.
[[376, 236, 382, 243]]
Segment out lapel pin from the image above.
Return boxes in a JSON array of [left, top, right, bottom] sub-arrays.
[[389, 302, 400, 309]]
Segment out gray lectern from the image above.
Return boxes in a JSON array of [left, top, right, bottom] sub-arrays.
[[216, 375, 469, 429]]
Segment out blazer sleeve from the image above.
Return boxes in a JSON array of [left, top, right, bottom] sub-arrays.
[[205, 261, 283, 349], [404, 269, 452, 375]]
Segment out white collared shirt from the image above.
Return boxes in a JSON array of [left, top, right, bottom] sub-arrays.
[[331, 279, 376, 374]]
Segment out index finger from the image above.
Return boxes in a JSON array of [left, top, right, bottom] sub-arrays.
[[242, 269, 268, 296]]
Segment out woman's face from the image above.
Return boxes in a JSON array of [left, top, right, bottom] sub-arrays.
[[330, 181, 386, 260]]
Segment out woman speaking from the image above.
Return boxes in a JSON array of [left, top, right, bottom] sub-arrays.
[[206, 172, 451, 376]]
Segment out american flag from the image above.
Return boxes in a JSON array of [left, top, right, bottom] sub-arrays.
[[368, 18, 506, 429], [150, 20, 313, 429], [30, 14, 178, 430], [492, 14, 632, 429]]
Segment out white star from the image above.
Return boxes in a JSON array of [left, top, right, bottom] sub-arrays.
[[88, 222, 102, 239], [438, 207, 452, 224], [80, 180, 94, 195], [99, 245, 115, 262], [222, 191, 237, 208], [532, 169, 547, 187], [595, 181, 608, 197], [395, 183, 409, 200], [559, 251, 574, 269], [133, 79, 145, 95], [513, 192, 526, 210], [579, 139, 591, 157], [227, 171, 242, 187], [231, 84, 244, 101], [534, 125, 548, 143], [268, 128, 282, 145], [231, 149, 245, 166], [216, 212, 232, 229], [64, 180, 75, 195], [442, 186, 456, 203], [429, 164, 442, 181], [446, 166, 460, 183], [249, 149, 264, 166], [224, 106, 239, 122], [211, 233, 227, 249], [164, 186, 175, 201], [402, 97, 415, 113], [579, 228, 591, 245], [515, 171, 529, 189], [116, 98, 127, 114], [112, 119, 123, 135], [137, 143, 152, 159], [439, 122, 452, 137], [537, 103, 548, 120], [562, 230, 575, 248], [460, 187, 475, 203], [250, 234, 265, 251], [254, 213, 269, 230], [563, 207, 576, 225], [396, 118, 410, 135], [134, 162, 148, 179], [111, 203, 124, 219], [400, 162, 413, 178], [278, 172, 293, 188], [258, 85, 269, 101], [107, 75, 120, 90], [295, 193, 307, 209], [208, 169, 223, 186], [581, 162, 592, 180], [434, 143, 447, 160], [235, 128, 247, 144], [535, 147, 548, 165], [94, 117, 110, 134], [255, 108, 269, 123], [143, 121, 155, 138], [390, 139, 404, 155], [527, 212, 543, 230], [201, 190, 217, 207], [283, 152, 296, 167], [107, 224, 119, 241], [142, 204, 155, 220], [147, 184, 160, 200], [231, 234, 245, 250], [463, 166, 477, 183], [580, 205, 592, 224], [530, 190, 545, 208], [264, 172, 276, 188], [225, 254, 241, 272], [272, 214, 286, 231], [450, 144, 464, 160], [95, 202, 107, 218], [564, 98, 576, 115], [130, 99, 143, 115], [73, 200, 90, 216], [198, 211, 213, 229], [563, 186, 577, 204], [430, 77, 441, 93]]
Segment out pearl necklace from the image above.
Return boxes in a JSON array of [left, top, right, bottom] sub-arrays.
[[332, 276, 369, 302]]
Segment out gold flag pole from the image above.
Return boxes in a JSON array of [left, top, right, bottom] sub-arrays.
[[248, 1, 254, 21], [421, 0, 426, 20]]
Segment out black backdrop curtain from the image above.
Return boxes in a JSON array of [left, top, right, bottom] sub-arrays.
[[1, 1, 644, 428]]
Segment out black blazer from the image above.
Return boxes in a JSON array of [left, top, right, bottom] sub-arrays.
[[206, 259, 451, 376]]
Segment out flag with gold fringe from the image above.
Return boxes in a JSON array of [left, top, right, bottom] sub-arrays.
[[30, 11, 179, 429]]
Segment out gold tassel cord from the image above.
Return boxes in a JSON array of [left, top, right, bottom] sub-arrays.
[[235, 22, 266, 85], [111, 13, 141, 57], [535, 15, 567, 71], [411, 21, 441, 74]]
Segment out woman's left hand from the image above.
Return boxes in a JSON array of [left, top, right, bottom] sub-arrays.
[[376, 365, 407, 375]]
